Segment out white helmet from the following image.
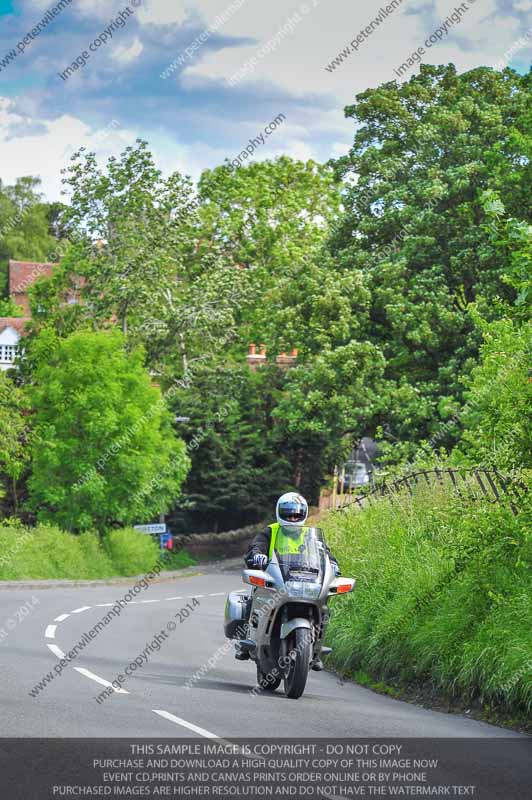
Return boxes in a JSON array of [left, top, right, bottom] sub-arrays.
[[276, 492, 308, 527]]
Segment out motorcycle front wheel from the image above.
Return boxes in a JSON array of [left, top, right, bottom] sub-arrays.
[[283, 628, 311, 699]]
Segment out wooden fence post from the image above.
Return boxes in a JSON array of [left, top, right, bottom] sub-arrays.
[[339, 466, 345, 508], [332, 466, 338, 510]]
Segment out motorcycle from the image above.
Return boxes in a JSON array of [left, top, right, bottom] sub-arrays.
[[224, 526, 355, 699]]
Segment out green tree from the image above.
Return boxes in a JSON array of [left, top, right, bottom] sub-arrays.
[[197, 157, 341, 271], [330, 64, 532, 457], [0, 297, 24, 317], [479, 189, 532, 319], [141, 257, 251, 386], [59, 140, 198, 337], [185, 158, 375, 501], [28, 329, 190, 531], [452, 317, 532, 472], [168, 363, 292, 531], [197, 157, 342, 343], [0, 372, 30, 517], [273, 340, 386, 499], [252, 253, 371, 355], [0, 177, 58, 294]]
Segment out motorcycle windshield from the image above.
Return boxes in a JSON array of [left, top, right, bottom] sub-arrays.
[[273, 526, 327, 584]]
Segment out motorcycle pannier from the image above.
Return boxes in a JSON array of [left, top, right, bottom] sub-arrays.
[[224, 590, 250, 639]]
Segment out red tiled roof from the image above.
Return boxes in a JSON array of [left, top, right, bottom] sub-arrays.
[[0, 317, 31, 336], [8, 260, 55, 296]]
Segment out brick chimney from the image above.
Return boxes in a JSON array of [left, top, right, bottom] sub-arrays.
[[276, 347, 298, 370], [247, 343, 267, 370]]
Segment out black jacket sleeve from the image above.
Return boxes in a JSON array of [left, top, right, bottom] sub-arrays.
[[244, 528, 272, 567], [244, 527, 340, 571]]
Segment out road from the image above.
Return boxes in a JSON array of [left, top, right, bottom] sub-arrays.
[[0, 559, 525, 740]]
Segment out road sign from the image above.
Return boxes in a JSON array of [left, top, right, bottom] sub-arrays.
[[134, 523, 167, 535], [160, 532, 173, 551]]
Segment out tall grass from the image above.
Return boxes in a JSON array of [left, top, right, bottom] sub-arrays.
[[0, 523, 195, 580], [323, 479, 532, 717]]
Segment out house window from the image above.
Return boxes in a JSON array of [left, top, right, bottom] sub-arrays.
[[0, 344, 17, 363]]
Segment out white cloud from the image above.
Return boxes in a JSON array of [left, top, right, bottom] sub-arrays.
[[0, 97, 234, 200], [112, 35, 143, 64], [183, 0, 530, 100], [330, 141, 352, 158], [29, 0, 188, 24], [0, 98, 137, 199], [5, 0, 532, 203], [29, 0, 121, 18], [137, 0, 188, 26]]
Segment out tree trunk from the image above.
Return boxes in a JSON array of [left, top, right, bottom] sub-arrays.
[[294, 448, 304, 489], [179, 333, 188, 373], [12, 476, 18, 518]]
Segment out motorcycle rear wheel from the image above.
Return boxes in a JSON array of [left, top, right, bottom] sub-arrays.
[[284, 628, 311, 699]]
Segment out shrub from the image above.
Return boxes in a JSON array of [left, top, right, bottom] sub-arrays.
[[0, 524, 195, 579], [102, 527, 160, 576], [162, 549, 197, 570]]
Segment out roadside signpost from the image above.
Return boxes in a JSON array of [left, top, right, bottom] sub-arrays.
[[134, 523, 173, 549], [133, 523, 167, 535]]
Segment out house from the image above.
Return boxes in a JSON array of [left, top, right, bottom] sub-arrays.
[[0, 317, 30, 371], [9, 260, 55, 315], [0, 259, 56, 370]]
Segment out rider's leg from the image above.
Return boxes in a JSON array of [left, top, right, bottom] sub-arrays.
[[234, 591, 252, 660]]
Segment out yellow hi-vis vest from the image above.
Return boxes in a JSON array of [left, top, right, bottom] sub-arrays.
[[268, 523, 308, 559]]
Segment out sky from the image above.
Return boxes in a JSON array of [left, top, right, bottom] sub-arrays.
[[0, 0, 531, 200]]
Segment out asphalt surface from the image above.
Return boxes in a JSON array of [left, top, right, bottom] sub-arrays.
[[0, 560, 526, 740]]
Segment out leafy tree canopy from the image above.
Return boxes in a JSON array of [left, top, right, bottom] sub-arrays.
[[0, 176, 58, 295], [329, 65, 532, 453], [0, 372, 30, 516], [27, 329, 190, 531]]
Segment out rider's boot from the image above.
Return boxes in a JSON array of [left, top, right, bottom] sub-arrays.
[[234, 642, 250, 661], [311, 646, 331, 671]]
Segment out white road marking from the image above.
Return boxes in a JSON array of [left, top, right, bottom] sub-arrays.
[[74, 667, 129, 694], [47, 644, 65, 659], [45, 625, 57, 639], [186, 594, 204, 598], [71, 606, 91, 614], [208, 592, 225, 597], [54, 613, 70, 622], [139, 599, 159, 603], [166, 596, 183, 600], [95, 603, 114, 607], [152, 709, 221, 739]]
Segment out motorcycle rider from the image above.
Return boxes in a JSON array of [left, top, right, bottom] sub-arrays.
[[239, 492, 341, 670]]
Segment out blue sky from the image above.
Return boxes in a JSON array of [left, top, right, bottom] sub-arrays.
[[0, 0, 530, 200]]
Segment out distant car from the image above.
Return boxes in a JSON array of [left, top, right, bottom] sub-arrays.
[[341, 461, 370, 492]]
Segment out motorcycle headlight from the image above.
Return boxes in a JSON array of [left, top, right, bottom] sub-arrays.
[[286, 581, 321, 599]]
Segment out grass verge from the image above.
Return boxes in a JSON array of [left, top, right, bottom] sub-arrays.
[[323, 477, 532, 730]]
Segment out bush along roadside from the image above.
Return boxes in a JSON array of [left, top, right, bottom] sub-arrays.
[[0, 523, 196, 581], [322, 477, 532, 731]]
